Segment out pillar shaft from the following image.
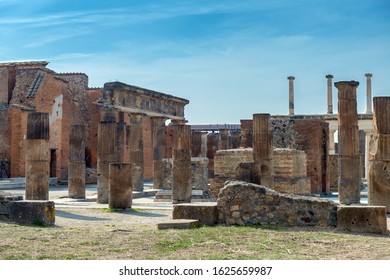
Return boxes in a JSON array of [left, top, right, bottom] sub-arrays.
[[369, 97, 390, 212], [25, 112, 49, 200], [218, 129, 229, 150], [151, 117, 167, 189], [128, 114, 144, 191], [68, 125, 86, 198], [109, 163, 133, 209], [253, 114, 274, 187], [335, 81, 361, 204], [288, 76, 295, 116], [365, 73, 373, 114], [172, 124, 192, 204], [326, 74, 333, 114], [240, 119, 253, 148], [97, 120, 118, 203]]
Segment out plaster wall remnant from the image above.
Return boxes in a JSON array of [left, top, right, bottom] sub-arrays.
[[335, 80, 361, 204], [368, 97, 390, 213], [25, 112, 50, 200]]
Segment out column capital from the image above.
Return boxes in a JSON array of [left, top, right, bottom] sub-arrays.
[[287, 76, 295, 80], [334, 80, 359, 89], [326, 74, 333, 79], [365, 73, 373, 78]]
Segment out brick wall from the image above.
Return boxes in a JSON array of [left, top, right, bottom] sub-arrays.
[[214, 148, 254, 179]]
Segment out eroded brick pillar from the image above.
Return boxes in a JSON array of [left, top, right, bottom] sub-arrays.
[[191, 131, 202, 157], [368, 97, 390, 212], [97, 120, 118, 203], [240, 119, 253, 148], [109, 163, 133, 209], [68, 125, 86, 198], [128, 113, 144, 191], [218, 129, 229, 150], [207, 133, 218, 178], [172, 123, 192, 204], [25, 112, 49, 200], [335, 81, 361, 204], [151, 117, 167, 189], [253, 114, 274, 187]]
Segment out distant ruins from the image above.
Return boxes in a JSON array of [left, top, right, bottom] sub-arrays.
[[0, 61, 389, 233]]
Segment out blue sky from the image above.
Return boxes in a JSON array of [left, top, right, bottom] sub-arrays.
[[1, 0, 389, 124]]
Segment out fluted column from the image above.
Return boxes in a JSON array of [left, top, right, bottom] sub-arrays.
[[68, 125, 86, 198], [128, 113, 144, 191], [335, 81, 361, 204], [151, 117, 167, 189], [25, 112, 50, 200], [172, 123, 192, 204], [288, 76, 295, 116], [253, 113, 274, 187], [326, 74, 334, 114]]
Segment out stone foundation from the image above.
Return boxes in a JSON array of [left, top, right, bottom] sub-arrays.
[[217, 181, 337, 227], [173, 203, 218, 225]]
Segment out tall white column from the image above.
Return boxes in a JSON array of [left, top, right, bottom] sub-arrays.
[[288, 76, 295, 116], [365, 73, 373, 114], [364, 130, 373, 179], [326, 74, 333, 114]]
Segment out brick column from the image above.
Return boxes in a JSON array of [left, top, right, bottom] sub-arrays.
[[109, 163, 133, 209], [326, 74, 334, 114], [68, 125, 86, 198], [151, 117, 167, 189], [288, 76, 295, 116], [128, 113, 144, 191], [172, 123, 192, 204], [240, 119, 253, 148], [207, 133, 218, 178], [25, 112, 49, 200], [365, 73, 373, 114], [253, 113, 274, 187], [368, 97, 390, 212], [97, 120, 118, 203], [218, 129, 229, 150], [335, 81, 361, 204]]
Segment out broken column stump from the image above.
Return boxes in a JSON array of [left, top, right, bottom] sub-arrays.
[[109, 163, 133, 209], [368, 97, 390, 212], [25, 112, 50, 200], [253, 114, 274, 187], [97, 120, 118, 204], [173, 203, 218, 225], [172, 123, 192, 204], [335, 81, 361, 204], [337, 206, 388, 235], [68, 124, 86, 198], [8, 201, 55, 226]]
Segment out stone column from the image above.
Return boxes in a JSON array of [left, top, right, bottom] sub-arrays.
[[172, 123, 192, 204], [329, 129, 336, 155], [191, 131, 202, 157], [128, 113, 144, 191], [364, 130, 373, 179], [109, 163, 133, 209], [288, 76, 295, 116], [151, 117, 167, 189], [253, 113, 274, 187], [218, 129, 229, 150], [240, 119, 253, 148], [207, 133, 218, 178], [68, 125, 86, 198], [25, 112, 49, 200], [335, 81, 361, 204], [368, 97, 390, 212], [365, 73, 373, 114], [326, 74, 334, 114], [200, 132, 208, 157], [97, 120, 118, 203]]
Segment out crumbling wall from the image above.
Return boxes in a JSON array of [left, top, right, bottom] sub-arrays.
[[217, 181, 338, 227]]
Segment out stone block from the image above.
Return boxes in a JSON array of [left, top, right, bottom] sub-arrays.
[[8, 200, 55, 226], [173, 203, 218, 225], [337, 206, 388, 235], [157, 219, 200, 230]]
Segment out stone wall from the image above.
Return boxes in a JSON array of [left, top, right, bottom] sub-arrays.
[[214, 148, 254, 179], [217, 181, 338, 227]]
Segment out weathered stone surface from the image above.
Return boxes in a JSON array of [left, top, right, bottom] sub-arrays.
[[173, 203, 218, 225], [8, 200, 55, 226], [68, 161, 86, 198], [109, 163, 133, 209], [217, 181, 338, 227], [337, 206, 388, 234], [368, 161, 390, 213], [157, 219, 200, 230]]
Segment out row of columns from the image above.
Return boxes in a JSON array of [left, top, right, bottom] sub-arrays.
[[288, 73, 373, 116]]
